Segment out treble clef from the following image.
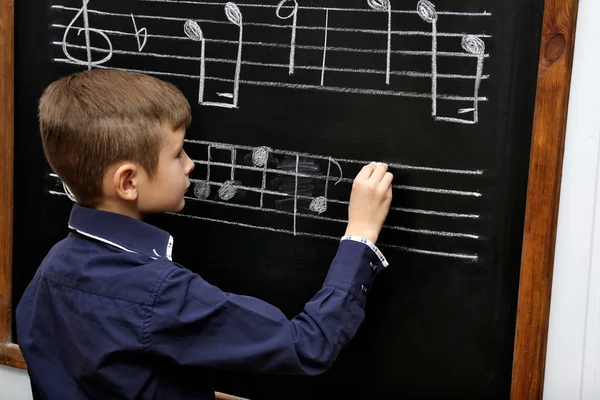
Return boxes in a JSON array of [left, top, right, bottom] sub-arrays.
[[62, 0, 113, 69]]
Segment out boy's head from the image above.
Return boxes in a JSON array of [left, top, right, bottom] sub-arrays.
[[39, 69, 195, 216]]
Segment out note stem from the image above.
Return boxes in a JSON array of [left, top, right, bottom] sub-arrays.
[[431, 20, 438, 117], [199, 37, 206, 104], [323, 157, 332, 199], [233, 24, 243, 107], [320, 9, 329, 87], [230, 148, 236, 181], [386, 4, 391, 85], [289, 7, 298, 75], [206, 145, 211, 183], [473, 53, 484, 123], [293, 155, 299, 235]]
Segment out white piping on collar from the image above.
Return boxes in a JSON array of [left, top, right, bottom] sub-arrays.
[[68, 226, 173, 261], [69, 225, 161, 260]]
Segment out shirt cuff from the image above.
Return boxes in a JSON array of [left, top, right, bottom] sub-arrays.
[[340, 235, 389, 268]]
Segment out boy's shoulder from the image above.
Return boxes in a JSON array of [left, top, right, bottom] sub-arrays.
[[37, 225, 180, 307]]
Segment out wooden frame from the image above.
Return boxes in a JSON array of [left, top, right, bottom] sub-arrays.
[[0, 0, 579, 398]]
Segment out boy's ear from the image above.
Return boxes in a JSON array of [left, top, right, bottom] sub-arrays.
[[112, 163, 140, 202]]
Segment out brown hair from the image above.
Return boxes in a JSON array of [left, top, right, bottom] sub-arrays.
[[39, 69, 191, 207]]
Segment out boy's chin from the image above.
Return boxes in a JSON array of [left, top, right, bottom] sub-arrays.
[[172, 198, 186, 212]]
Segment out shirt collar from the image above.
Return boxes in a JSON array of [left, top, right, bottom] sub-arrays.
[[68, 203, 174, 261]]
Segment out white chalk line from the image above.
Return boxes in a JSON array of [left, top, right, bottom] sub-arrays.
[[46, 188, 479, 260], [46, 172, 478, 220], [185, 139, 484, 175], [55, 41, 489, 80], [52, 24, 491, 59], [293, 154, 299, 234], [320, 9, 328, 86], [53, 58, 489, 102], [183, 195, 479, 239], [167, 211, 480, 261], [189, 161, 481, 197], [190, 179, 479, 219], [51, 6, 492, 38], [135, 0, 492, 17]]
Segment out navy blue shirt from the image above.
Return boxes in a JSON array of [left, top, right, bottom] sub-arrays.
[[16, 204, 387, 399]]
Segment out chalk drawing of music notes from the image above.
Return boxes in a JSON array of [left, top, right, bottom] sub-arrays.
[[367, 0, 392, 85], [252, 146, 271, 207], [217, 144, 240, 200], [62, 0, 113, 69], [193, 144, 241, 200], [417, 0, 438, 118], [320, 8, 330, 86], [52, 0, 492, 125], [275, 0, 299, 75], [185, 3, 243, 108], [309, 157, 343, 214], [130, 14, 148, 52], [193, 144, 212, 199], [184, 20, 206, 104], [456, 35, 486, 124]]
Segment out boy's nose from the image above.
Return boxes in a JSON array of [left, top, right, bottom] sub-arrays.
[[185, 153, 195, 174]]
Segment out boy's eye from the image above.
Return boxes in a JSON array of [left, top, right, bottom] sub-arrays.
[[177, 149, 184, 158]]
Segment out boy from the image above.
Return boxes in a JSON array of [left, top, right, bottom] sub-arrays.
[[16, 70, 394, 399]]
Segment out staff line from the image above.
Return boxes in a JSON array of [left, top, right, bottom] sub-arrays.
[[52, 23, 491, 59], [189, 160, 482, 195], [47, 190, 480, 259], [47, 172, 479, 219], [53, 58, 489, 102], [189, 173, 480, 197], [51, 6, 492, 38], [183, 195, 480, 239], [167, 211, 480, 260], [185, 139, 484, 175], [136, 0, 492, 16], [54, 42, 490, 80]]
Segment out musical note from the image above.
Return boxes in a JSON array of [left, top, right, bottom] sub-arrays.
[[367, 0, 392, 85], [293, 154, 299, 234], [321, 9, 330, 86], [184, 20, 206, 104], [458, 35, 486, 124], [417, 0, 438, 117], [309, 157, 343, 214], [53, 0, 491, 125], [193, 145, 212, 199], [251, 146, 270, 207], [62, 0, 113, 69], [218, 145, 239, 201], [130, 14, 148, 52], [275, 0, 299, 75], [225, 2, 243, 108]]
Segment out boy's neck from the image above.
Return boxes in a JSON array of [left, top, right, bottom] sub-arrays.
[[95, 199, 144, 220]]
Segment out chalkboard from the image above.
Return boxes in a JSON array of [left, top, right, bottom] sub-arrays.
[[0, 0, 580, 398]]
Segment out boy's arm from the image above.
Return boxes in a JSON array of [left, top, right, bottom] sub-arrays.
[[149, 238, 384, 375], [149, 163, 393, 375]]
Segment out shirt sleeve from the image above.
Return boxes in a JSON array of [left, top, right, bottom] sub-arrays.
[[340, 235, 389, 267], [148, 239, 386, 376]]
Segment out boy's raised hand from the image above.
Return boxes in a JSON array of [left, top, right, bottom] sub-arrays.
[[345, 163, 394, 244]]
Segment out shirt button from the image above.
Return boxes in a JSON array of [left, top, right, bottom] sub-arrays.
[[370, 262, 378, 274], [361, 284, 369, 295]]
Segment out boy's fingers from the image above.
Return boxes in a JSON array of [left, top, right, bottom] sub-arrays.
[[355, 162, 377, 181], [379, 171, 394, 190], [369, 163, 388, 183]]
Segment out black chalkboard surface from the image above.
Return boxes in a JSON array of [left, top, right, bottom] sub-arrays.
[[11, 0, 546, 398]]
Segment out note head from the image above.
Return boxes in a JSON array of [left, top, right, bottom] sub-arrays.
[[417, 0, 438, 23]]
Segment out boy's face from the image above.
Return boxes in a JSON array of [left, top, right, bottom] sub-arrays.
[[137, 125, 194, 214]]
